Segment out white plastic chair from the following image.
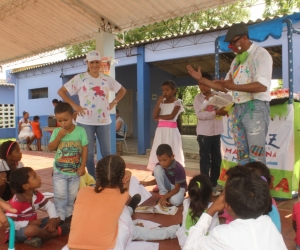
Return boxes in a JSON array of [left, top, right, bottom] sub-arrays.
[[116, 124, 128, 154]]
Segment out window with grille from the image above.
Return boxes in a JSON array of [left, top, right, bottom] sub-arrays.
[[0, 104, 15, 129], [29, 87, 48, 99]]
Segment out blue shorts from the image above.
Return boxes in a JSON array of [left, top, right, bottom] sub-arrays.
[[15, 217, 49, 243]]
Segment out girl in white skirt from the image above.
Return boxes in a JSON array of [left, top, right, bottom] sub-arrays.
[[147, 80, 185, 172]]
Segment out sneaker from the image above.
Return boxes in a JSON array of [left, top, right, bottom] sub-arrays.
[[128, 194, 141, 212], [212, 188, 221, 197], [214, 184, 224, 191], [152, 185, 159, 192], [58, 223, 71, 236], [24, 237, 42, 248]]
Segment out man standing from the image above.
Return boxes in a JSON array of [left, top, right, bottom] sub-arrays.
[[187, 23, 272, 165], [193, 72, 232, 188]]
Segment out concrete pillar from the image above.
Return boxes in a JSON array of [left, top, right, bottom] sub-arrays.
[[95, 31, 116, 157]]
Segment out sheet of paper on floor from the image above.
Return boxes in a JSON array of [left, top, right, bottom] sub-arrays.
[[126, 241, 159, 250], [132, 219, 161, 229], [129, 176, 152, 205]]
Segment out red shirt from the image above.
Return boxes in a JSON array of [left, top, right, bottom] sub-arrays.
[[6, 190, 47, 222], [293, 202, 300, 245]]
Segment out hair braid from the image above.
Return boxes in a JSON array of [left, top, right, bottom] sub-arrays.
[[94, 155, 126, 194]]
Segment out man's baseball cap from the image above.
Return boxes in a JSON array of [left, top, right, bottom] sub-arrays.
[[224, 23, 249, 42], [86, 50, 101, 61]]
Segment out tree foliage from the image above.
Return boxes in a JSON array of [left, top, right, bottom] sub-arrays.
[[66, 1, 254, 58], [263, 0, 300, 17]]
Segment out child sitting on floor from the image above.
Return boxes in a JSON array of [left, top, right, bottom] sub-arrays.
[[245, 161, 281, 232], [176, 174, 219, 248], [183, 165, 287, 250], [0, 140, 24, 200], [141, 144, 187, 207], [66, 155, 132, 250], [6, 167, 69, 248]]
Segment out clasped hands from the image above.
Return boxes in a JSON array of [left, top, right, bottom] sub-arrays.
[[186, 65, 236, 90]]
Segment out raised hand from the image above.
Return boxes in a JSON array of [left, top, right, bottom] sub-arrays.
[[186, 65, 202, 81]]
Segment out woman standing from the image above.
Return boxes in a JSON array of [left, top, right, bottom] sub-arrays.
[[57, 50, 126, 178], [18, 111, 35, 150]]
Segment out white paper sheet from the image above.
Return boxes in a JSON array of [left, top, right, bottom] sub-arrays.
[[126, 241, 159, 250], [129, 176, 152, 205], [132, 219, 161, 229]]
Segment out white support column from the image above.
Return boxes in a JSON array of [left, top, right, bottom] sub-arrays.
[[95, 31, 117, 156]]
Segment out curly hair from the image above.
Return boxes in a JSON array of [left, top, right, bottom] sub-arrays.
[[9, 167, 33, 193], [0, 140, 18, 160], [94, 155, 126, 194], [188, 174, 212, 223], [244, 161, 271, 186], [225, 165, 271, 219]]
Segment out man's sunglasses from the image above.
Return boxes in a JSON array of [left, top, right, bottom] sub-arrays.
[[228, 36, 243, 46]]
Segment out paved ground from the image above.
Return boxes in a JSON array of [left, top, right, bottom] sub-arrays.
[[0, 148, 296, 250]]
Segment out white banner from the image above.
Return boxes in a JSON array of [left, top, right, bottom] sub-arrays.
[[221, 104, 294, 171]]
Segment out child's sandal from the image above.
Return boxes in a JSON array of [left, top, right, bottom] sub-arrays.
[[57, 223, 71, 236]]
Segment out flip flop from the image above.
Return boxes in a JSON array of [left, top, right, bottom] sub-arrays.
[[26, 145, 32, 151]]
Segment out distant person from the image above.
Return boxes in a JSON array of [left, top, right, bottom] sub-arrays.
[[57, 50, 126, 178], [141, 144, 187, 207], [0, 141, 24, 200], [193, 72, 232, 189], [31, 116, 43, 151], [147, 80, 185, 172], [116, 109, 125, 138], [52, 99, 61, 107], [18, 111, 35, 150]]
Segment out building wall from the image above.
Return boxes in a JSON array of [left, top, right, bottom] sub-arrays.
[[0, 85, 15, 138]]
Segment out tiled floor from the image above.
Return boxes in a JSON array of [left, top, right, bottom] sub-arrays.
[[0, 150, 298, 250]]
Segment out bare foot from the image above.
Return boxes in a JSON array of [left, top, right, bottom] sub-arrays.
[[26, 145, 32, 151]]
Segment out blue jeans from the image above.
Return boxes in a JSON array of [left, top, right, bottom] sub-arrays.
[[77, 123, 111, 178], [232, 100, 270, 165], [52, 170, 80, 220], [153, 165, 185, 206], [15, 217, 49, 242], [197, 135, 221, 187]]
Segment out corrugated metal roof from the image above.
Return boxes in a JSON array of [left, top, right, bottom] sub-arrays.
[[115, 15, 286, 49], [0, 0, 242, 65], [0, 79, 14, 86]]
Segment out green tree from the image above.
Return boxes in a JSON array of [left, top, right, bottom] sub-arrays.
[[263, 0, 300, 17], [66, 1, 255, 58]]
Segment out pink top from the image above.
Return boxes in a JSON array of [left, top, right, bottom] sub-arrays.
[[293, 202, 300, 245], [193, 92, 232, 136]]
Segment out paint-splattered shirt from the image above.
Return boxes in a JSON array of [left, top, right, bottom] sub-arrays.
[[226, 43, 272, 104], [64, 72, 122, 125]]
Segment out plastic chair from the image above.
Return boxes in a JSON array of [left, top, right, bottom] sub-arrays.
[[7, 217, 15, 250], [116, 124, 128, 154]]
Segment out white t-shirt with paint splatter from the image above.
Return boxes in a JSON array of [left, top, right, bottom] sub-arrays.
[[64, 72, 122, 125], [226, 43, 272, 104]]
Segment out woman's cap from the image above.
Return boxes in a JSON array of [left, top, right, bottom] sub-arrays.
[[86, 50, 101, 62], [224, 23, 248, 42]]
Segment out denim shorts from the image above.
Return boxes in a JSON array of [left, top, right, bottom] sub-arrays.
[[15, 217, 49, 243]]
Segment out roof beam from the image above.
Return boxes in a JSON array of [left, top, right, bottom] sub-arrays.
[[60, 0, 121, 32]]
